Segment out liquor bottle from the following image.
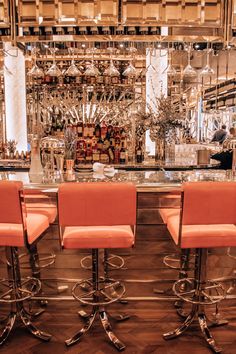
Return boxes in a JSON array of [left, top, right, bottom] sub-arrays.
[[108, 144, 115, 163], [106, 124, 113, 139], [85, 142, 93, 164], [114, 144, 120, 164], [77, 121, 83, 137], [120, 142, 126, 164], [92, 148, 100, 163], [20, 150, 25, 160], [89, 123, 95, 137], [114, 128, 121, 147], [97, 137, 104, 151], [51, 116, 57, 135], [103, 136, 110, 150], [110, 129, 115, 147], [120, 128, 127, 148], [136, 141, 143, 163], [76, 138, 86, 164], [91, 135, 97, 149], [83, 123, 90, 138], [100, 148, 109, 164], [101, 122, 107, 140], [95, 123, 101, 138]]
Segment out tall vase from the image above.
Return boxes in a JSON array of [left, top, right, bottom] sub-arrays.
[[29, 138, 44, 183]]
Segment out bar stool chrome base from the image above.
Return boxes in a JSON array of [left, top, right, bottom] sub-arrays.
[[163, 248, 226, 354], [163, 305, 222, 353], [66, 249, 127, 351], [0, 247, 52, 345], [66, 306, 125, 351]]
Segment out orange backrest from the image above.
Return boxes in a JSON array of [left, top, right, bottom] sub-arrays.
[[58, 182, 137, 227], [0, 181, 23, 224], [182, 182, 236, 225]]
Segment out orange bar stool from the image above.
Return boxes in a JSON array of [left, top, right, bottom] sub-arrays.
[[0, 180, 52, 345], [163, 181, 236, 353], [23, 190, 57, 273], [58, 182, 136, 350]]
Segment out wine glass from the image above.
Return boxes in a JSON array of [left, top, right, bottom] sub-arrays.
[[104, 47, 120, 77], [84, 47, 101, 76], [162, 47, 176, 76], [200, 45, 214, 77], [65, 47, 82, 77], [46, 47, 62, 77], [123, 47, 138, 77], [183, 46, 197, 78], [27, 47, 44, 78]]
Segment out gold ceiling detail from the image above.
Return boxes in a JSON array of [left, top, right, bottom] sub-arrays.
[[18, 0, 119, 26], [16, 0, 224, 27], [0, 0, 9, 28], [122, 0, 223, 27]]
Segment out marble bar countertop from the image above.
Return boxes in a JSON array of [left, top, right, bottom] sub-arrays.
[[0, 169, 235, 192], [0, 159, 219, 172]]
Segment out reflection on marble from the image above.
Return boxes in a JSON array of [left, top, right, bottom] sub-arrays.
[[0, 170, 235, 191]]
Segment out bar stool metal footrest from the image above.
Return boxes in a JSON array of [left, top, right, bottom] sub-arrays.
[[173, 278, 226, 305], [80, 253, 125, 270], [0, 277, 41, 303], [73, 277, 126, 306], [163, 253, 195, 270], [19, 252, 56, 269]]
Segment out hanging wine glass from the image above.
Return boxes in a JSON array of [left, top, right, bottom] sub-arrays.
[[123, 47, 138, 77], [46, 47, 62, 77], [162, 45, 177, 76], [200, 45, 214, 77], [65, 47, 82, 76], [183, 45, 197, 78], [27, 47, 44, 78], [104, 47, 120, 77], [84, 47, 100, 76]]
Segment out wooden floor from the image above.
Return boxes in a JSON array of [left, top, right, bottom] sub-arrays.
[[1, 225, 236, 354]]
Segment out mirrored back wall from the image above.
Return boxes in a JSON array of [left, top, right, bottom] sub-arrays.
[[1, 39, 236, 152]]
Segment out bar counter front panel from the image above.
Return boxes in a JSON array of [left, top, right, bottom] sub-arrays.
[[0, 169, 235, 302]]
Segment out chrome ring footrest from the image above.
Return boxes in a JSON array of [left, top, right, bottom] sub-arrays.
[[163, 253, 195, 270], [80, 254, 125, 270], [19, 252, 56, 269], [173, 278, 226, 305], [0, 277, 41, 303], [72, 277, 125, 306]]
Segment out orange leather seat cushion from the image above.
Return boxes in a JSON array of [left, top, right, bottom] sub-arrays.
[[167, 215, 236, 249], [62, 225, 134, 249], [0, 213, 49, 247], [159, 208, 180, 224], [26, 203, 57, 224]]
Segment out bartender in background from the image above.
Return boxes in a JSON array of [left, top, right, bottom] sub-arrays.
[[223, 127, 236, 148], [211, 124, 227, 145], [211, 126, 236, 169]]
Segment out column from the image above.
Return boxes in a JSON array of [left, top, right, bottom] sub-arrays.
[[145, 33, 168, 155], [4, 42, 28, 151]]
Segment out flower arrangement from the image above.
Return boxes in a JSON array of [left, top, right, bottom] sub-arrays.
[[149, 94, 184, 142], [135, 94, 185, 141]]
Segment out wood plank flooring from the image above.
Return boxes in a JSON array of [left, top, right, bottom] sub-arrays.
[[0, 225, 236, 354]]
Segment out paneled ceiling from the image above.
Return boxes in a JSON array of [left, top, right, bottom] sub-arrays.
[[0, 0, 232, 43]]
